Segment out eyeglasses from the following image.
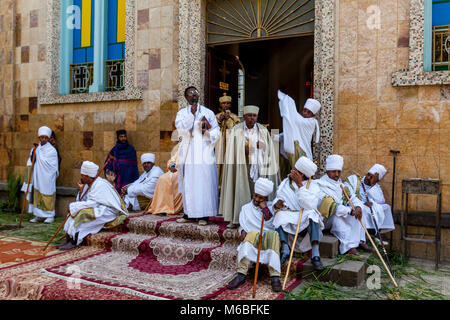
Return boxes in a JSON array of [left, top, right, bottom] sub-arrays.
[[186, 89, 199, 96]]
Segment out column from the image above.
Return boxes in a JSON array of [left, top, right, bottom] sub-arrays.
[[59, 0, 74, 95], [424, 0, 433, 72], [89, 0, 108, 93]]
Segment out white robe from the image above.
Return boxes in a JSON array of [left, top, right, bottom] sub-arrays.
[[21, 142, 59, 218], [64, 177, 128, 245], [278, 90, 320, 160], [316, 175, 366, 254], [124, 166, 164, 211], [345, 175, 395, 233], [237, 202, 281, 274], [272, 178, 324, 252], [175, 104, 220, 218]]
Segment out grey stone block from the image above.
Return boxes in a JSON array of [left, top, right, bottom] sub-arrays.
[[302, 258, 368, 287], [319, 235, 339, 258]]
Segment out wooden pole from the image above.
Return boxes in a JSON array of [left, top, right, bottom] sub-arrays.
[[43, 155, 115, 251], [19, 145, 37, 228], [282, 177, 312, 290], [340, 185, 398, 287], [252, 207, 266, 298]]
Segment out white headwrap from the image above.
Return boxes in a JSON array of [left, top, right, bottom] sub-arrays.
[[254, 178, 274, 197], [295, 156, 317, 178], [80, 161, 99, 178], [368, 164, 387, 180], [326, 154, 344, 171], [38, 126, 52, 138], [243, 105, 260, 115], [304, 99, 321, 115], [141, 153, 155, 164]]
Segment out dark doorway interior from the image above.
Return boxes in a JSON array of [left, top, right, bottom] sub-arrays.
[[206, 35, 314, 131]]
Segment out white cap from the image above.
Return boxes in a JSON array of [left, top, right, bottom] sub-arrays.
[[243, 105, 260, 115], [295, 156, 317, 178], [141, 153, 155, 164], [80, 161, 99, 178], [368, 164, 387, 180], [326, 154, 344, 171], [304, 99, 321, 115], [38, 126, 52, 138], [254, 178, 274, 197]]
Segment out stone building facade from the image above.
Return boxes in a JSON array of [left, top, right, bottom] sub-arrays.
[[0, 0, 448, 260]]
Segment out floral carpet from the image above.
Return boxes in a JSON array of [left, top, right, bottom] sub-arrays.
[[0, 215, 307, 300]]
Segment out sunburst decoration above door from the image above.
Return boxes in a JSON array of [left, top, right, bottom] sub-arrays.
[[207, 0, 315, 45]]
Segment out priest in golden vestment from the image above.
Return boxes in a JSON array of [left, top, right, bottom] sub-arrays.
[[147, 146, 183, 216], [215, 93, 240, 187]]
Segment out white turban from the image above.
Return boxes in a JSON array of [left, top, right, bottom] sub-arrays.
[[295, 156, 317, 178], [243, 105, 260, 115], [368, 164, 387, 180], [303, 99, 321, 115], [141, 153, 155, 164], [38, 126, 52, 138], [326, 154, 344, 171], [80, 161, 99, 178], [254, 178, 274, 197]]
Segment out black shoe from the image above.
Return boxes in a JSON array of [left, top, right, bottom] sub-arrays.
[[280, 243, 290, 265], [227, 273, 246, 290], [271, 276, 282, 292], [311, 256, 324, 271], [58, 241, 77, 251]]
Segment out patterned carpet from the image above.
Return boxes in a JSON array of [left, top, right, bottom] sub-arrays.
[[0, 214, 307, 300]]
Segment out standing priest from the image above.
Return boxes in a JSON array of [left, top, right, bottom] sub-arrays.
[[175, 86, 221, 226], [219, 105, 278, 229]]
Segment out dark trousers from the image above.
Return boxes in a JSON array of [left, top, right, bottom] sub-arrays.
[[277, 219, 320, 246]]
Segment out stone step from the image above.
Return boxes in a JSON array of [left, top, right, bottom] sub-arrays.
[[319, 235, 339, 259], [301, 257, 369, 287]]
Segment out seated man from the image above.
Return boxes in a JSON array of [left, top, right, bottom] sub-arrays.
[[227, 178, 282, 293], [272, 157, 324, 270], [58, 161, 128, 250], [345, 164, 395, 239], [122, 153, 164, 211], [148, 150, 183, 216], [316, 155, 369, 256]]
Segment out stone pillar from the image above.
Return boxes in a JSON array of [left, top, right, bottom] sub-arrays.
[[89, 0, 108, 93], [59, 0, 74, 95]]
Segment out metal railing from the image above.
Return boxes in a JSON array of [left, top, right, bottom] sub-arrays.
[[105, 59, 125, 92], [433, 24, 450, 71], [70, 63, 94, 94]]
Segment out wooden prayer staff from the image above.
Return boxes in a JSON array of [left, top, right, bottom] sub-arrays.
[[354, 172, 394, 276], [43, 154, 115, 251], [252, 205, 266, 298], [19, 145, 37, 228], [282, 176, 312, 290], [340, 185, 398, 287]]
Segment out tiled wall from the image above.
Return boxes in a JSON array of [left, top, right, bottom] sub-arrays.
[[8, 0, 179, 187], [335, 0, 449, 213]]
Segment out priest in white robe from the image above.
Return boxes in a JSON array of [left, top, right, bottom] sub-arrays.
[[122, 153, 164, 211], [345, 164, 395, 237], [21, 126, 59, 224], [316, 155, 371, 256], [272, 157, 324, 270], [175, 86, 220, 226], [227, 178, 282, 292], [278, 91, 321, 171], [59, 161, 128, 250]]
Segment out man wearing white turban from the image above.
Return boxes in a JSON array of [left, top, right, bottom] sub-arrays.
[[344, 164, 395, 239], [316, 155, 369, 256], [228, 178, 282, 293], [122, 153, 164, 211], [21, 126, 59, 224], [58, 161, 128, 250], [277, 91, 321, 172], [271, 157, 324, 270], [219, 105, 278, 229]]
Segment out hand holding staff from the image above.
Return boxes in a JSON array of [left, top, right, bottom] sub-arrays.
[[340, 184, 398, 287], [19, 145, 38, 228], [252, 200, 270, 298], [282, 177, 312, 290], [43, 154, 116, 251]]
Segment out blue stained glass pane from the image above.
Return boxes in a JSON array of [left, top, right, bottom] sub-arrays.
[[108, 0, 118, 44], [432, 3, 450, 26], [73, 48, 86, 64], [108, 43, 124, 60]]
